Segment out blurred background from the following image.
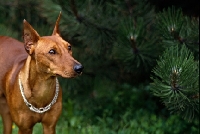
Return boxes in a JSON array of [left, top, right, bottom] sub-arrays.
[[0, 0, 199, 133]]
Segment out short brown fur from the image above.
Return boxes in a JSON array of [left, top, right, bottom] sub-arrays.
[[0, 13, 83, 134]]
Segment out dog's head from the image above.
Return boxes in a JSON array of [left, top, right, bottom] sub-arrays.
[[23, 13, 83, 78]]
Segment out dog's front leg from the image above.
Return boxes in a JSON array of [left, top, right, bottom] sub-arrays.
[[42, 123, 56, 134], [1, 113, 12, 134], [41, 109, 61, 134], [15, 115, 34, 134], [18, 128, 33, 134], [0, 97, 13, 134]]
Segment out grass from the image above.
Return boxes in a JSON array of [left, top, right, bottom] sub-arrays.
[[0, 111, 117, 134], [1, 108, 199, 134]]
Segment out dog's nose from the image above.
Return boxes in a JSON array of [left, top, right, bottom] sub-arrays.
[[74, 64, 84, 74]]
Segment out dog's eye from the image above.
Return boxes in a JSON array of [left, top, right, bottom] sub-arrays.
[[49, 49, 56, 54], [68, 46, 72, 51]]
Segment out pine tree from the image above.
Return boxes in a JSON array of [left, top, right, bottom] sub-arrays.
[[150, 7, 199, 122], [151, 45, 199, 122]]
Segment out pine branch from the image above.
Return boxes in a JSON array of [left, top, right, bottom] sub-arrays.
[[151, 44, 199, 122], [69, 0, 82, 22], [130, 36, 139, 54], [156, 6, 199, 54], [170, 28, 184, 44], [69, 0, 115, 34], [124, 0, 133, 15], [112, 17, 160, 73], [156, 6, 185, 44]]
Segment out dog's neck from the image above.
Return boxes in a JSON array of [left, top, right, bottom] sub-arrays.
[[19, 55, 57, 107]]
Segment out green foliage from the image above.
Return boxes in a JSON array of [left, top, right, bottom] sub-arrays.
[[0, 24, 18, 38], [110, 0, 155, 21], [151, 44, 199, 122], [111, 0, 159, 74], [152, 6, 199, 122], [1, 84, 198, 133], [0, 0, 51, 39], [156, 6, 199, 56], [156, 7, 185, 43], [112, 17, 160, 73]]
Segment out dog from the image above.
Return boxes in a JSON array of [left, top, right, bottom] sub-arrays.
[[0, 13, 83, 134]]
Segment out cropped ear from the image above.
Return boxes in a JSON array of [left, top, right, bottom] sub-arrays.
[[23, 19, 40, 55], [52, 12, 61, 36]]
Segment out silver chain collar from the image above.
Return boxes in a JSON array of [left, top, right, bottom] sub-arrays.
[[18, 77, 59, 114]]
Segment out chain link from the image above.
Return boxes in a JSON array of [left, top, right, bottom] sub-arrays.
[[18, 77, 59, 114]]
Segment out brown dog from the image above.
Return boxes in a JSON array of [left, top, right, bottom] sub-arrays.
[[0, 13, 83, 134]]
